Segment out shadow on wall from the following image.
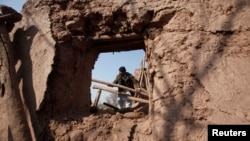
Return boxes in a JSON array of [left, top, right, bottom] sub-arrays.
[[13, 25, 38, 113], [12, 25, 41, 139], [151, 0, 249, 140]]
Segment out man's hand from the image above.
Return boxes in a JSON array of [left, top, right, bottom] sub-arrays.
[[135, 88, 141, 93]]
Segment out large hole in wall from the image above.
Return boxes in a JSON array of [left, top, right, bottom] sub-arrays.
[[91, 50, 146, 105], [89, 34, 147, 111]]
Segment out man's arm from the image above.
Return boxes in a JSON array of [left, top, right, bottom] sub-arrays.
[[107, 75, 119, 87], [128, 74, 140, 90], [112, 75, 120, 84]]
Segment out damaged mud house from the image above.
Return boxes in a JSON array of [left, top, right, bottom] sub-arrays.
[[0, 0, 250, 141]]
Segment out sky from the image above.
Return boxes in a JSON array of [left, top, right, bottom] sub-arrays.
[[0, 0, 146, 104], [0, 0, 25, 12]]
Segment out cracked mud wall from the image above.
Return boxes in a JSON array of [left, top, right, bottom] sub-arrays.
[[146, 0, 250, 140], [6, 0, 250, 140]]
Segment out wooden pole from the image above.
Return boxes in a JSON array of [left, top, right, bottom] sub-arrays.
[[92, 85, 149, 104], [103, 102, 119, 111], [92, 89, 101, 107], [92, 78, 148, 96]]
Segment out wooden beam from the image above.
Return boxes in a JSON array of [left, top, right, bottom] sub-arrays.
[[90, 34, 145, 53], [92, 85, 149, 104], [103, 102, 119, 111], [90, 33, 144, 42], [92, 78, 148, 97]]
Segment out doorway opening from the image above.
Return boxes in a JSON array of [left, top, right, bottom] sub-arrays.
[[91, 50, 146, 105], [89, 34, 148, 112]]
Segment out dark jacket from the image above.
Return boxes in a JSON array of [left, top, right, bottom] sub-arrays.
[[113, 72, 139, 92]]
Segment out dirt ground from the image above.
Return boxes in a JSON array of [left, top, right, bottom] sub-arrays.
[[39, 107, 150, 141]]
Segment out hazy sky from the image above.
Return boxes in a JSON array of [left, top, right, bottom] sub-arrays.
[[0, 0, 25, 12], [0, 0, 146, 103]]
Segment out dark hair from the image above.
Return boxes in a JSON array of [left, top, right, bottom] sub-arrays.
[[119, 66, 126, 72]]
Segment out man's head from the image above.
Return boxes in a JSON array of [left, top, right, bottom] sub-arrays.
[[119, 66, 126, 75]]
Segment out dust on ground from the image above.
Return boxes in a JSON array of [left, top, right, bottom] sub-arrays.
[[39, 107, 151, 141]]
